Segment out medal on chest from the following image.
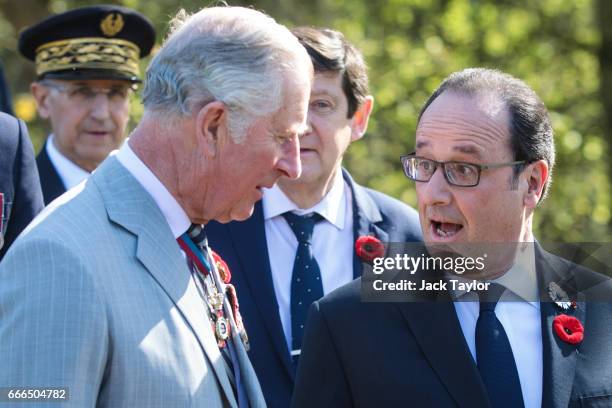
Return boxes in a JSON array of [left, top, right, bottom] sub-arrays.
[[177, 232, 249, 350]]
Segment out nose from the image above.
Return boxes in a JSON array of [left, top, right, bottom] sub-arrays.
[[303, 113, 314, 136], [277, 135, 302, 180], [89, 93, 112, 120], [417, 165, 452, 207]]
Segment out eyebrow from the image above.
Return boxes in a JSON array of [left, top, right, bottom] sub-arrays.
[[415, 140, 429, 149], [452, 145, 484, 160], [279, 123, 309, 137], [310, 91, 337, 98], [415, 140, 485, 160]]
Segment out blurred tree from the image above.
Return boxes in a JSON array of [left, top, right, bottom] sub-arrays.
[[597, 0, 612, 235], [0, 0, 609, 242]]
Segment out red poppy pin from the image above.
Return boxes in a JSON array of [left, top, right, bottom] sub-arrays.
[[553, 314, 584, 345], [211, 250, 232, 284], [355, 235, 385, 263]]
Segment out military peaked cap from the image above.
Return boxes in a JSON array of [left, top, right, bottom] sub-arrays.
[[18, 5, 155, 82]]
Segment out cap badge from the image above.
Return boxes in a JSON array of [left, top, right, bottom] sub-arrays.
[[100, 13, 124, 37]]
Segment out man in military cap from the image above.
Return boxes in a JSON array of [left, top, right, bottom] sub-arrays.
[[19, 5, 155, 204]]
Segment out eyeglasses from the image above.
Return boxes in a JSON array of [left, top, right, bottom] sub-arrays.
[[400, 154, 527, 187], [42, 81, 136, 104]]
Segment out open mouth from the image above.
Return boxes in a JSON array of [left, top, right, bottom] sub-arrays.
[[430, 220, 463, 239], [85, 131, 110, 137]]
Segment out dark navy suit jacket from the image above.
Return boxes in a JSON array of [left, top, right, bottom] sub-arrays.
[[0, 62, 14, 116], [36, 142, 66, 205], [0, 112, 43, 259], [206, 169, 422, 408], [292, 244, 612, 408]]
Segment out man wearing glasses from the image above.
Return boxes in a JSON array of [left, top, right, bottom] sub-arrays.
[[19, 5, 155, 204], [292, 68, 612, 407]]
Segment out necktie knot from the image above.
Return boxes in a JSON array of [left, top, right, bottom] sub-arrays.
[[187, 223, 208, 248], [478, 282, 505, 313], [282, 212, 322, 244]]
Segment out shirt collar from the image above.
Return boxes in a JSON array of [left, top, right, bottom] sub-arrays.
[[494, 243, 540, 305], [46, 134, 90, 190], [114, 140, 191, 238], [262, 169, 346, 230], [448, 244, 540, 308]]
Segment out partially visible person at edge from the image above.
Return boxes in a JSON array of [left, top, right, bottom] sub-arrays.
[[0, 112, 44, 260], [0, 61, 15, 115]]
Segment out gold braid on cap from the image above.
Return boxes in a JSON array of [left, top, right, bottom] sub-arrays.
[[35, 37, 141, 78]]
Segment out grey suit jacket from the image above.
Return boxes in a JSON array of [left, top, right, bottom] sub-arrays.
[[0, 157, 266, 408]]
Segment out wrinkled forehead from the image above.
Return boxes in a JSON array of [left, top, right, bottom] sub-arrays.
[[421, 90, 508, 125], [416, 91, 512, 155]]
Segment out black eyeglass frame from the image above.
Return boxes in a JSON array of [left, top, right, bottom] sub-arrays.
[[400, 153, 528, 187]]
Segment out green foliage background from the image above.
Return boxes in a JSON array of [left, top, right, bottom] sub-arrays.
[[1, 0, 610, 242]]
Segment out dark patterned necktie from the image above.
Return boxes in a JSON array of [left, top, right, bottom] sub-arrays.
[[476, 283, 525, 408], [282, 212, 324, 365]]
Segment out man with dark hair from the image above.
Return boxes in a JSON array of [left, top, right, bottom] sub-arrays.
[[0, 112, 43, 260], [18, 5, 156, 204], [207, 27, 422, 408], [292, 68, 612, 407], [418, 68, 555, 200]]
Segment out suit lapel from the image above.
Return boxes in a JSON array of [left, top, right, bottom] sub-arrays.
[[226, 201, 295, 379], [537, 247, 583, 408], [35, 142, 66, 205], [395, 295, 490, 408], [93, 158, 238, 407], [344, 170, 388, 279]]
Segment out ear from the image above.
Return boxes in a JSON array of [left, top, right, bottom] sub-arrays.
[[350, 96, 374, 142], [195, 101, 228, 158], [30, 82, 52, 119], [523, 159, 549, 209]]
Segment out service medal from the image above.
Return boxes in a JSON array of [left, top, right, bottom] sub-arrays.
[[215, 316, 230, 342], [210, 292, 224, 311], [548, 282, 576, 310]]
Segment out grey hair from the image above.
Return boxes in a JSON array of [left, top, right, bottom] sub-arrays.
[[142, 6, 309, 142]]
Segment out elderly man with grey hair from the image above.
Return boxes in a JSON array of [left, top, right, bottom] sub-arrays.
[[0, 6, 312, 408]]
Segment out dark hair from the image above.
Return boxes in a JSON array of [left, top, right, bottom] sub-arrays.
[[291, 26, 368, 118], [418, 68, 555, 201]]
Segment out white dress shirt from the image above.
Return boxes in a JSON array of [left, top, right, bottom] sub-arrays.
[[452, 245, 543, 408], [46, 134, 90, 190], [263, 169, 354, 352], [115, 140, 190, 238]]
